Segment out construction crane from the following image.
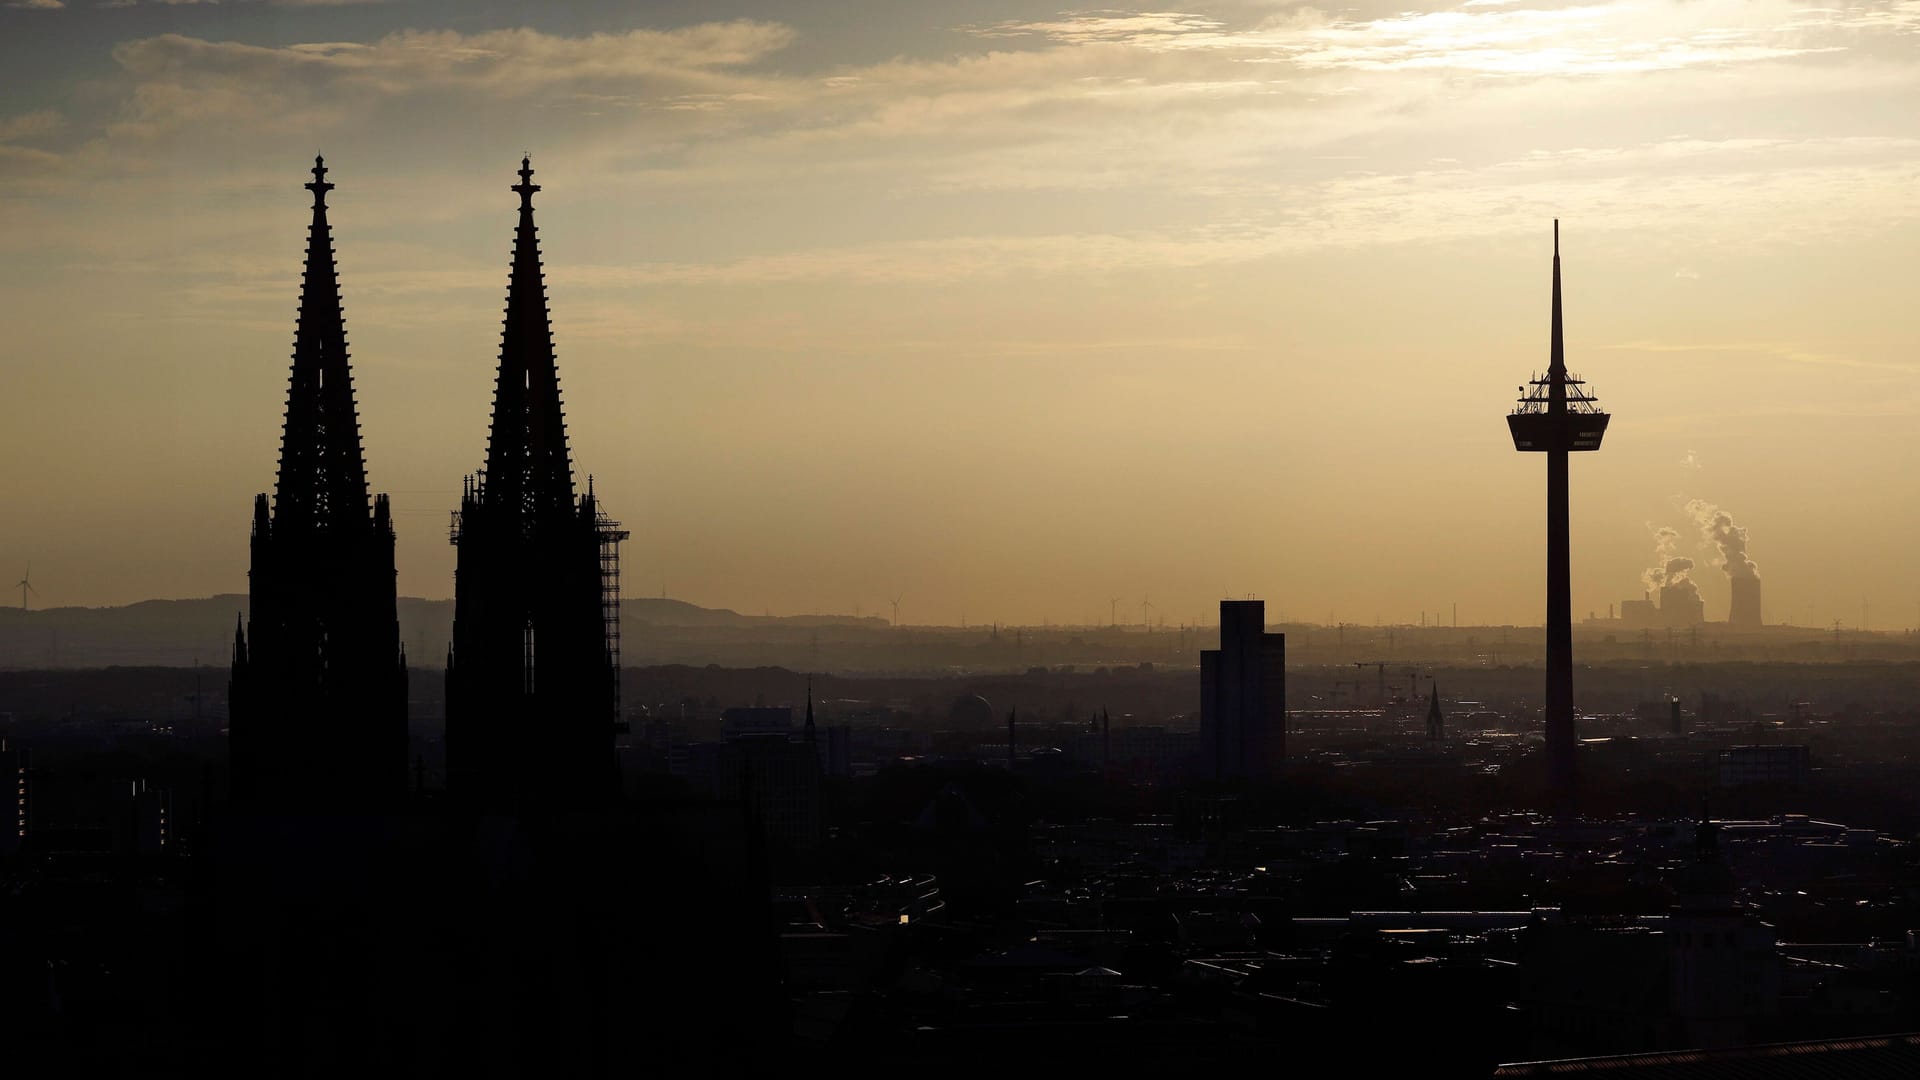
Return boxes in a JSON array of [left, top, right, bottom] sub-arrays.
[[1352, 661, 1389, 705]]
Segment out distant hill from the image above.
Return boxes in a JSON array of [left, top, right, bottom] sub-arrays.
[[0, 595, 888, 669]]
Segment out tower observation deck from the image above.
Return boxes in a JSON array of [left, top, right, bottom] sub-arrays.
[[1507, 221, 1608, 809]]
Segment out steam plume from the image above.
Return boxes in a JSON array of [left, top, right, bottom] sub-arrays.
[[1686, 499, 1760, 581], [1640, 526, 1682, 593]]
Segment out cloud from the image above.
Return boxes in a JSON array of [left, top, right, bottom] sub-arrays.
[[978, 1, 1918, 76], [0, 109, 63, 177], [102, 0, 400, 5], [0, 110, 63, 141], [5, 0, 64, 9], [6, 6, 1918, 313], [105, 21, 796, 138]]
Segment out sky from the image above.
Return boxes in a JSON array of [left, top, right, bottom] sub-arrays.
[[1, 0, 1918, 629]]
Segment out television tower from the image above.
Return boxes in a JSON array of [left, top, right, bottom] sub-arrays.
[[1506, 221, 1608, 806]]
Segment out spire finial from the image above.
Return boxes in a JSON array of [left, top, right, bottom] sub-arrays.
[[306, 154, 333, 209], [1554, 218, 1559, 256], [512, 155, 540, 210]]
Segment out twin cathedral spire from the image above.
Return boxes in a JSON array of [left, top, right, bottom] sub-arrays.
[[232, 155, 623, 811]]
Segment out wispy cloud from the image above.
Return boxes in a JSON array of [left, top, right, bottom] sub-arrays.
[[978, 1, 1920, 76]]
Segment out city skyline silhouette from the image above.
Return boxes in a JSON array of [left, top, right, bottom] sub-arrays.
[[4, 2, 1920, 1075]]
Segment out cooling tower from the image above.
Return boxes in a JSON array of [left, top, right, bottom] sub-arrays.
[[1729, 576, 1761, 628]]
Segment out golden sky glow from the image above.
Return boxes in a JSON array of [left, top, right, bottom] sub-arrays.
[[1, 1, 1917, 628]]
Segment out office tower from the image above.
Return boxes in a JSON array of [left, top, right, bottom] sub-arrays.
[[1199, 599, 1286, 779]]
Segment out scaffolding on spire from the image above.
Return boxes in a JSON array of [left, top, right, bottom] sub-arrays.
[[447, 157, 625, 807]]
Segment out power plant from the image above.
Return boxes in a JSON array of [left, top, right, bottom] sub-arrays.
[[1608, 501, 1764, 630]]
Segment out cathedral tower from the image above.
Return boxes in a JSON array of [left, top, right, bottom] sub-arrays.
[[446, 158, 626, 808], [230, 157, 406, 809]]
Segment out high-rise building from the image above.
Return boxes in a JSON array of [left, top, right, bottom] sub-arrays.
[[229, 157, 406, 810], [1199, 599, 1285, 780], [446, 158, 627, 809]]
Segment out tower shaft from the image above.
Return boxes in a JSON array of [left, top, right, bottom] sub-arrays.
[[1546, 444, 1574, 792]]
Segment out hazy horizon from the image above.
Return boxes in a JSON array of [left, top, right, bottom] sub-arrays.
[[4, 1, 1918, 628]]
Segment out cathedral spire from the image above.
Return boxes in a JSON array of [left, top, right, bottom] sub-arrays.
[[274, 155, 370, 533], [483, 155, 575, 523], [804, 674, 816, 746]]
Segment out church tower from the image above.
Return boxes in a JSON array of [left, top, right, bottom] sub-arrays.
[[446, 158, 626, 809], [230, 157, 406, 810]]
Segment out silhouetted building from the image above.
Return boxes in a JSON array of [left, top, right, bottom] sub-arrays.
[[1427, 683, 1444, 741], [1665, 816, 1780, 1048], [1199, 599, 1285, 779], [229, 157, 406, 810], [1719, 745, 1810, 787], [723, 706, 794, 737], [1620, 594, 1658, 629], [1659, 583, 1705, 628], [1730, 576, 1762, 628], [1507, 221, 1608, 805], [445, 159, 628, 809], [715, 733, 822, 855], [1, 737, 27, 855], [826, 725, 851, 778], [1520, 817, 1779, 1057]]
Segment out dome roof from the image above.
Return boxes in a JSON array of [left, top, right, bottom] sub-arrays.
[[949, 694, 994, 727]]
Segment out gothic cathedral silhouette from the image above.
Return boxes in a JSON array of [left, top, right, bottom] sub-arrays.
[[446, 158, 628, 809], [230, 157, 406, 810]]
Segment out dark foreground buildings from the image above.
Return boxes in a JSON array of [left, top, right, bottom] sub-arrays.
[[1199, 598, 1285, 779], [228, 157, 405, 810], [446, 157, 627, 809]]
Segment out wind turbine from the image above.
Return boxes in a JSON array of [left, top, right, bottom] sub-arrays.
[[890, 592, 903, 627], [1108, 596, 1122, 627], [1141, 594, 1154, 631], [16, 563, 35, 610]]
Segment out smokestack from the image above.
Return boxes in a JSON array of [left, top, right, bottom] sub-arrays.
[[1670, 697, 1682, 736]]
